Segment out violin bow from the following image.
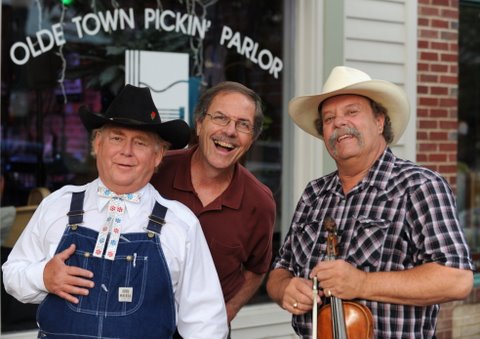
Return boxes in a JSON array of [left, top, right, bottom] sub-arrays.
[[312, 276, 318, 339]]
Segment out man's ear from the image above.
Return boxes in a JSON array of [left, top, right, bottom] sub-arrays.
[[195, 118, 202, 137], [92, 131, 101, 156], [377, 115, 385, 134], [154, 145, 166, 168]]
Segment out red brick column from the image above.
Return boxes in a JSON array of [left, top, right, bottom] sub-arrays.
[[418, 3, 480, 339], [417, 0, 458, 190]]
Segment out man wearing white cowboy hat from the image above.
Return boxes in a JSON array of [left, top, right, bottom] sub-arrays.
[[267, 66, 474, 338], [2, 84, 228, 338]]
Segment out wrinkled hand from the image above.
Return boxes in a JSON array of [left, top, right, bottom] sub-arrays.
[[281, 277, 320, 315], [310, 259, 367, 300], [43, 244, 94, 304]]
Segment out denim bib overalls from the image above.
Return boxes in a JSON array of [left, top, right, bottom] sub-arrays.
[[36, 191, 176, 338]]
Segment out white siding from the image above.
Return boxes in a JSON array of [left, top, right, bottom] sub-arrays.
[[346, 18, 406, 43], [346, 0, 406, 22], [231, 304, 297, 338], [345, 0, 408, 83], [346, 40, 406, 64], [344, 0, 417, 161]]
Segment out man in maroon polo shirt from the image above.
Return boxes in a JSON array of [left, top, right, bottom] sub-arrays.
[[151, 81, 276, 327]]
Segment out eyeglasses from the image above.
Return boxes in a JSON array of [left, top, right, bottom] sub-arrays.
[[206, 112, 254, 134]]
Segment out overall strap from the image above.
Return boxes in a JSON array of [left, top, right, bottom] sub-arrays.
[[67, 191, 86, 226], [146, 202, 168, 235]]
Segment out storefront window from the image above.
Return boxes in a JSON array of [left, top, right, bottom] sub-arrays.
[[1, 0, 283, 333], [459, 0, 480, 268]]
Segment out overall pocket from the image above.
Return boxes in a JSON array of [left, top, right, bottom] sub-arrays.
[[65, 247, 149, 316]]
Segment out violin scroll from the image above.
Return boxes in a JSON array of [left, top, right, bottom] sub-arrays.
[[323, 216, 339, 259]]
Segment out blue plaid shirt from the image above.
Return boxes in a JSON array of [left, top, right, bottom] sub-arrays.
[[273, 148, 474, 338]]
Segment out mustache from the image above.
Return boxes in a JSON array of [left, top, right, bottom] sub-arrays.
[[213, 134, 238, 146], [328, 127, 361, 148]]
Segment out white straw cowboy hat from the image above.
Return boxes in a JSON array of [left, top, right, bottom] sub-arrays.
[[288, 66, 410, 145]]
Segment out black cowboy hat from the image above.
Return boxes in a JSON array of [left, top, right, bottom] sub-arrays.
[[79, 84, 191, 149]]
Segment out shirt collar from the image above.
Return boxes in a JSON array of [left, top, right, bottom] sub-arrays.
[[363, 147, 395, 192], [325, 147, 394, 195]]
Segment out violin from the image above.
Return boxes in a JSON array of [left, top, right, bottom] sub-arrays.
[[313, 216, 374, 339]]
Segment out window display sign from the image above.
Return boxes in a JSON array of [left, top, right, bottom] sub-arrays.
[[9, 7, 283, 79], [125, 50, 189, 123]]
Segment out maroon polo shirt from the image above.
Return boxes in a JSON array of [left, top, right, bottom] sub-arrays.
[[151, 146, 276, 302]]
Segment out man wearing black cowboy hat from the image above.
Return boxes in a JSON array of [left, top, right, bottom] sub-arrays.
[[2, 85, 229, 338]]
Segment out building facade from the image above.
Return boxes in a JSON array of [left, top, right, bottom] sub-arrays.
[[1, 0, 479, 338]]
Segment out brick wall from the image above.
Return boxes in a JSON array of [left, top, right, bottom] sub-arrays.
[[417, 0, 459, 189], [437, 287, 480, 339], [417, 1, 480, 338]]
